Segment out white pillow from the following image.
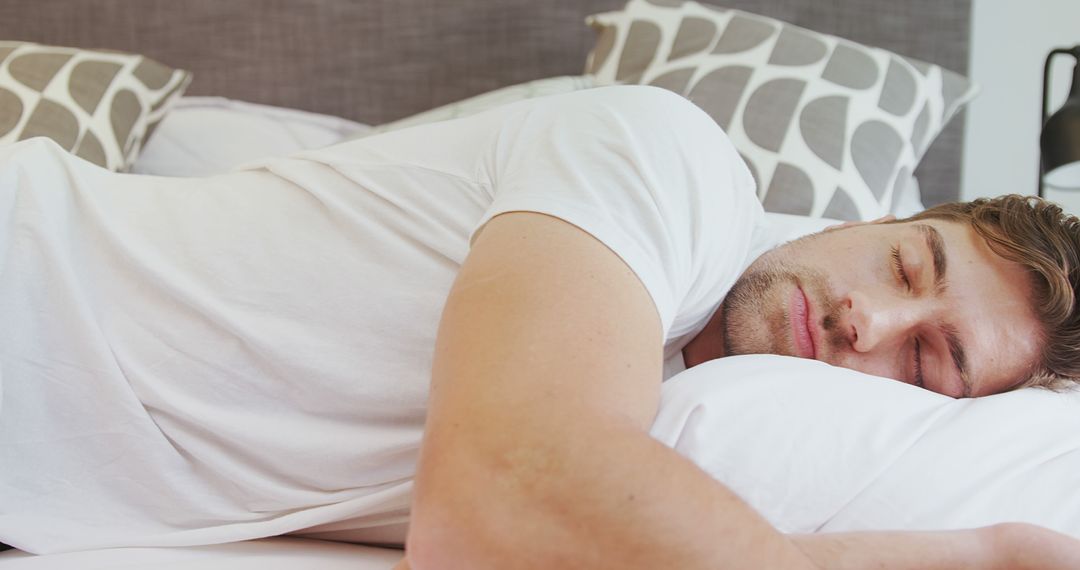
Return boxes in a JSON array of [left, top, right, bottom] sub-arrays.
[[348, 75, 596, 139], [891, 175, 927, 218], [651, 354, 1080, 536], [131, 97, 369, 177], [132, 78, 596, 178], [132, 87, 926, 218]]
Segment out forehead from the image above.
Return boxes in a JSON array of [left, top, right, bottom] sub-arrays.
[[901, 220, 1042, 391]]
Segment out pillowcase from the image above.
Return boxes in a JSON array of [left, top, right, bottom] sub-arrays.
[[132, 97, 370, 177], [0, 41, 191, 171], [135, 78, 595, 177], [585, 0, 977, 221], [650, 354, 1080, 535], [350, 75, 596, 139], [891, 176, 926, 218]]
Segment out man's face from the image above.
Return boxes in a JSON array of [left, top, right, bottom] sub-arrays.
[[720, 218, 1042, 398]]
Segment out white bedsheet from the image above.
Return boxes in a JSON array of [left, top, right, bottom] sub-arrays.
[[0, 538, 402, 569]]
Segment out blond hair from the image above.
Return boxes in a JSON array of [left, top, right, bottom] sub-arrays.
[[906, 195, 1080, 391]]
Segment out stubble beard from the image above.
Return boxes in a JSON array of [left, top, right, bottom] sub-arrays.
[[720, 257, 846, 361]]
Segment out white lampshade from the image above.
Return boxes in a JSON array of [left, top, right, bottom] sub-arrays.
[[1045, 160, 1080, 191]]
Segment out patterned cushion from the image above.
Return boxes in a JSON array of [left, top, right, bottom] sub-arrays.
[[585, 0, 977, 220], [0, 42, 191, 171]]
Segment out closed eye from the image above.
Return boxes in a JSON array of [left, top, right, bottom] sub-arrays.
[[913, 338, 925, 388], [894, 246, 925, 389], [890, 245, 910, 290]]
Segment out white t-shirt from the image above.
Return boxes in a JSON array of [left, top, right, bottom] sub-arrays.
[[0, 86, 767, 552]]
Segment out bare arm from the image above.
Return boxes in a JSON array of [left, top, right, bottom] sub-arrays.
[[401, 212, 1080, 569], [395, 525, 1080, 569], [404, 212, 821, 569]]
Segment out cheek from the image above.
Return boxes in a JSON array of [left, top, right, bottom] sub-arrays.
[[830, 352, 904, 383], [977, 321, 1042, 385], [825, 250, 890, 295], [781, 234, 871, 278]]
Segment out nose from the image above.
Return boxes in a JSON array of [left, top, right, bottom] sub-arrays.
[[844, 289, 924, 352]]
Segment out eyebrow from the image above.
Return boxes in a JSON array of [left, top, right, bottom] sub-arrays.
[[940, 323, 973, 398], [914, 224, 972, 398], [916, 224, 947, 292]]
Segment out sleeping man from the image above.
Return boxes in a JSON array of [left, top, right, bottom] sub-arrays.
[[2, 86, 1079, 568]]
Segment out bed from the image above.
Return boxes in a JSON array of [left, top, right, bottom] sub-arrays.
[[1, 1, 1077, 568]]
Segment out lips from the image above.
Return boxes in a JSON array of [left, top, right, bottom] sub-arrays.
[[789, 285, 816, 359]]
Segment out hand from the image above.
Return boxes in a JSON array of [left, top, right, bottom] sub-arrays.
[[392, 556, 411, 570], [985, 523, 1080, 570], [792, 523, 1080, 570]]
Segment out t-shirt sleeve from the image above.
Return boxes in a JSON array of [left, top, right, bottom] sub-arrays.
[[470, 86, 763, 337]]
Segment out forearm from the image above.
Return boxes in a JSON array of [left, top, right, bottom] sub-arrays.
[[408, 415, 818, 570], [791, 528, 992, 570]]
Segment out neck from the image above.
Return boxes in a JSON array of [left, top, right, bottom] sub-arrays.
[[682, 307, 726, 368]]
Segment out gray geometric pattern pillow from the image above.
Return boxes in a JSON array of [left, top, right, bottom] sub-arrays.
[[0, 42, 191, 171], [585, 0, 977, 220]]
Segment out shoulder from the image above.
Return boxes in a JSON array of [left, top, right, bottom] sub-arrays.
[[501, 85, 755, 205]]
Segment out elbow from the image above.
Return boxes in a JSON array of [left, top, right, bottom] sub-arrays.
[[405, 427, 568, 568], [404, 452, 507, 570], [406, 456, 546, 569], [406, 497, 502, 570], [404, 508, 454, 570]]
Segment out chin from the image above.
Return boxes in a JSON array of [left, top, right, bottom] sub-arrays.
[[720, 315, 794, 359], [721, 288, 798, 359]]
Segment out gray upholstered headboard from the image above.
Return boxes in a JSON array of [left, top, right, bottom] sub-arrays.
[[2, 0, 970, 204]]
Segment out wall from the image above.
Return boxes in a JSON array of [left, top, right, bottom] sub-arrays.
[[962, 0, 1080, 211]]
